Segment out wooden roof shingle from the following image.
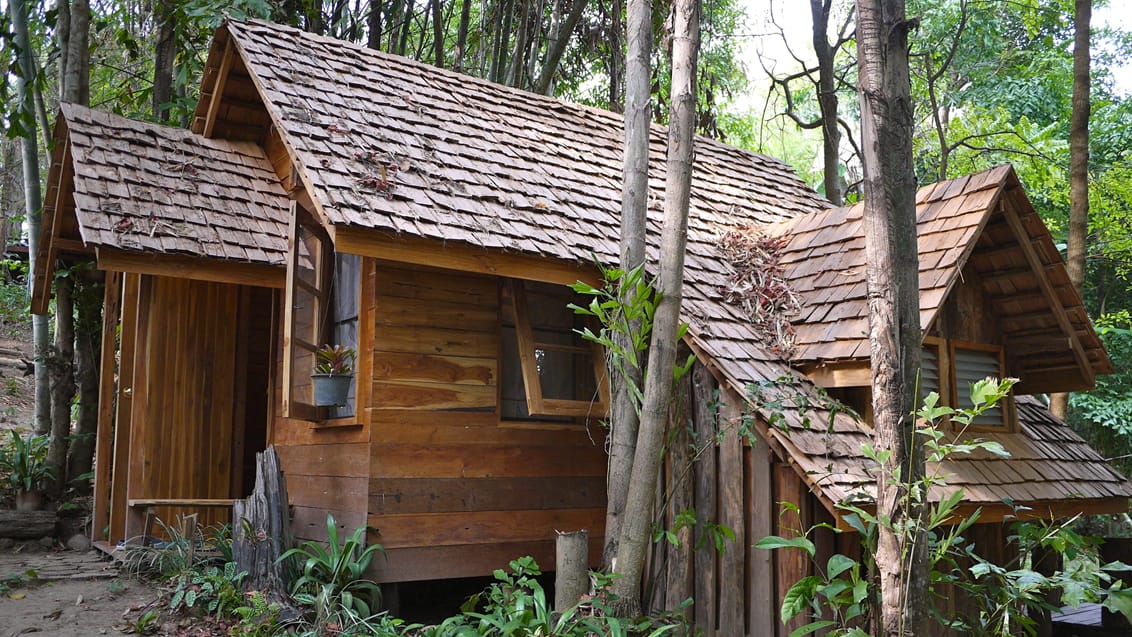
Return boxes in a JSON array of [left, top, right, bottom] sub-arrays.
[[58, 104, 290, 265]]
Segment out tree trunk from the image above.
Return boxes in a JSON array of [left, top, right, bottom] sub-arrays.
[[367, 0, 383, 49], [608, 0, 624, 111], [397, 0, 415, 56], [493, 0, 516, 82], [453, 0, 471, 69], [505, 0, 531, 86], [610, 0, 699, 616], [810, 0, 842, 205], [0, 141, 22, 251], [430, 0, 444, 67], [153, 0, 176, 122], [602, 0, 651, 571], [534, 0, 589, 94], [1053, 0, 1090, 421], [13, 0, 52, 438], [59, 0, 90, 106], [67, 271, 103, 496], [0, 511, 57, 539], [856, 1, 925, 635], [48, 274, 75, 500]]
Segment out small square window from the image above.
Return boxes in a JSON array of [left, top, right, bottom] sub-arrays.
[[500, 279, 608, 422]]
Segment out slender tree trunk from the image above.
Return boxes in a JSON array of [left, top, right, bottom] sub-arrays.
[[505, 0, 530, 86], [153, 0, 176, 121], [60, 0, 90, 105], [610, 0, 699, 616], [307, 0, 325, 34], [13, 0, 52, 437], [47, 275, 75, 500], [608, 0, 624, 110], [602, 0, 651, 571], [1053, 0, 1090, 420], [856, 1, 925, 635], [0, 141, 21, 251], [67, 270, 102, 496], [397, 0, 415, 56], [386, 0, 403, 50], [430, 0, 445, 66], [367, 0, 383, 49], [490, 0, 514, 82], [454, 0, 472, 69], [810, 0, 842, 205], [534, 0, 589, 94]]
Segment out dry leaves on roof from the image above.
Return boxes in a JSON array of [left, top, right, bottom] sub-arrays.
[[719, 227, 801, 357]]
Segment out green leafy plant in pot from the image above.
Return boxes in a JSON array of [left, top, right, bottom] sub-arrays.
[[0, 430, 54, 511], [312, 345, 357, 407]]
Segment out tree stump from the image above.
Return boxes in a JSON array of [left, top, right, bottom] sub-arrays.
[[0, 510, 57, 539], [232, 446, 291, 595], [555, 529, 589, 611]]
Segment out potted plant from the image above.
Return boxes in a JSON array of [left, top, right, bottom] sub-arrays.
[[312, 344, 357, 407], [0, 430, 54, 511]]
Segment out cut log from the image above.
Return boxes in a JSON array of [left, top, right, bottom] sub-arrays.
[[232, 446, 292, 594], [555, 529, 589, 611], [0, 510, 57, 539]]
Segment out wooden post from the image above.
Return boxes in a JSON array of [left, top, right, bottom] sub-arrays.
[[692, 364, 718, 636], [555, 529, 589, 611], [233, 446, 292, 594]]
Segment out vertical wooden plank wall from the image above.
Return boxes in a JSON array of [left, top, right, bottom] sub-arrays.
[[365, 262, 607, 583], [122, 276, 246, 537], [92, 271, 122, 544], [649, 360, 818, 637]]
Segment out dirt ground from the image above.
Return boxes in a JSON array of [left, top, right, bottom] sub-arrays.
[[0, 545, 166, 637]]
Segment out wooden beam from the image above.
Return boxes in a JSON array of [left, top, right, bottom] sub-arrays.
[[802, 362, 872, 388], [53, 237, 93, 255], [202, 39, 234, 138], [32, 140, 73, 314], [332, 225, 601, 286], [110, 274, 140, 543], [999, 202, 1094, 387], [95, 248, 284, 289], [92, 271, 122, 543]]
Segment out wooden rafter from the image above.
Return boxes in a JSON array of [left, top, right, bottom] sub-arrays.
[[202, 39, 235, 138], [999, 201, 1094, 387]]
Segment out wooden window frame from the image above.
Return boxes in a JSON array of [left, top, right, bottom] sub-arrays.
[[281, 204, 362, 426], [947, 339, 1016, 432], [507, 279, 609, 421]]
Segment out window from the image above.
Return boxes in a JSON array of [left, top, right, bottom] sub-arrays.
[[500, 279, 608, 422], [950, 341, 1011, 429], [282, 206, 360, 421]]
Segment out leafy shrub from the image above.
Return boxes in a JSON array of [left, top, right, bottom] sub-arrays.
[[417, 556, 683, 637], [170, 561, 246, 617], [229, 590, 282, 637], [279, 514, 384, 633]]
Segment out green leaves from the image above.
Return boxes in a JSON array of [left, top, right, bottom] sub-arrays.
[[755, 534, 816, 557]]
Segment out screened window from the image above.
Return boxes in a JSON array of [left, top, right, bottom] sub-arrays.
[[282, 207, 360, 421], [500, 279, 608, 422]]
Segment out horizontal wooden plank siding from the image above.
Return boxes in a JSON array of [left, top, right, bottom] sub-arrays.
[[368, 262, 607, 583], [270, 259, 375, 544]]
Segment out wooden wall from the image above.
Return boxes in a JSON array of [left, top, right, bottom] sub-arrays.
[[642, 358, 1027, 636], [114, 275, 260, 539], [365, 262, 607, 583]]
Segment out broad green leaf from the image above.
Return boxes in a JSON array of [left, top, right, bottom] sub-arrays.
[[755, 535, 816, 557]]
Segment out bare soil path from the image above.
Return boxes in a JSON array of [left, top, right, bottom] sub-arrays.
[[0, 547, 161, 637]]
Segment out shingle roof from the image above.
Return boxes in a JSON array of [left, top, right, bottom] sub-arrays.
[[59, 103, 290, 264], [768, 164, 1110, 392], [211, 19, 1131, 514]]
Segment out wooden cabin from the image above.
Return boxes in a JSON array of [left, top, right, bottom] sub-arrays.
[[33, 19, 1130, 636]]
